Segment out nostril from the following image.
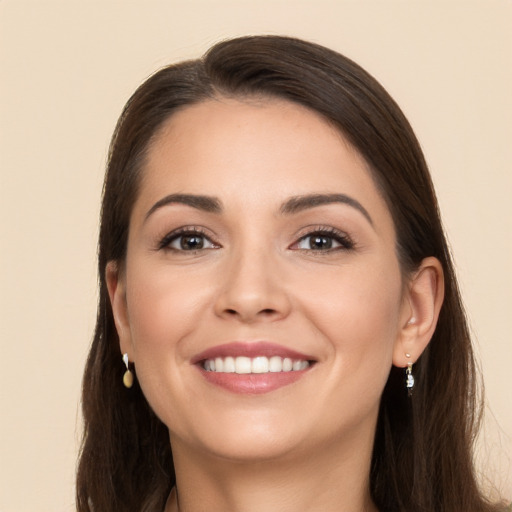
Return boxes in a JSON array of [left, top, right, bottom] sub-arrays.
[[223, 307, 277, 318]]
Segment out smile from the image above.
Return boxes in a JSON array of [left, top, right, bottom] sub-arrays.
[[203, 356, 311, 373], [193, 342, 315, 394]]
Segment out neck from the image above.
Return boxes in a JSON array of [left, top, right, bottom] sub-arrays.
[[165, 427, 378, 512]]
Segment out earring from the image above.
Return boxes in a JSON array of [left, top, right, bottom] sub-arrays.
[[405, 356, 414, 397], [122, 353, 134, 388]]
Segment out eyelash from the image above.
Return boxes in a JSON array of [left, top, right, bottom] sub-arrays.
[[157, 226, 355, 253], [291, 226, 355, 252], [157, 226, 218, 252]]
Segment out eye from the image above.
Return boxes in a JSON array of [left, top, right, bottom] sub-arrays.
[[159, 228, 219, 252], [296, 234, 339, 250], [292, 228, 354, 252]]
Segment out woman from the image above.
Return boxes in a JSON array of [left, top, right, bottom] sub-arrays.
[[77, 35, 508, 512]]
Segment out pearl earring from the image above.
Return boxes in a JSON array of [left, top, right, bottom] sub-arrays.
[[122, 353, 134, 388]]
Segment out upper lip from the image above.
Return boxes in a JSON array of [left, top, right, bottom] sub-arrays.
[[191, 342, 315, 364]]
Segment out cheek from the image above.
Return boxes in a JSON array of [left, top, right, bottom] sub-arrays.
[[124, 262, 211, 361], [301, 261, 403, 379], [122, 262, 215, 429]]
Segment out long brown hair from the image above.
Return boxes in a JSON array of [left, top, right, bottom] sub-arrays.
[[77, 35, 504, 512]]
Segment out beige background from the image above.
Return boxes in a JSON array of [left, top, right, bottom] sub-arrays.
[[0, 1, 510, 510]]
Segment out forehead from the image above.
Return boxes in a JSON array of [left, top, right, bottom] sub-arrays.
[[134, 97, 392, 228]]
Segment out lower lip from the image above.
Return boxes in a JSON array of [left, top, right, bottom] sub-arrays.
[[198, 367, 310, 394]]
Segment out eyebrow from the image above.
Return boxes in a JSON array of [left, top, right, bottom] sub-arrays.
[[145, 193, 222, 221], [280, 193, 373, 226], [145, 192, 373, 226]]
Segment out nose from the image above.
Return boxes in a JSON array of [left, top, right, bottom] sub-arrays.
[[213, 248, 292, 323]]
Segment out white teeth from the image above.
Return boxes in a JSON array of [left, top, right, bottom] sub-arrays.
[[235, 356, 252, 374], [252, 356, 269, 373], [203, 355, 310, 374], [269, 356, 282, 372], [223, 356, 235, 373], [282, 357, 293, 372], [292, 360, 302, 371]]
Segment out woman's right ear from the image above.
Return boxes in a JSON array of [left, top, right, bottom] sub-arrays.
[[105, 261, 133, 357]]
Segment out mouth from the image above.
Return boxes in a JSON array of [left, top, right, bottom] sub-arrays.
[[192, 342, 316, 394], [203, 356, 311, 373]]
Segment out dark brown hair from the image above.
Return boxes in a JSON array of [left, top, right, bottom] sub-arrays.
[[77, 35, 503, 512]]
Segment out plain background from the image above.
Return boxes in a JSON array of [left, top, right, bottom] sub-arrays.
[[0, 1, 510, 511]]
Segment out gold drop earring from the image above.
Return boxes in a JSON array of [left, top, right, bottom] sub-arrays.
[[122, 353, 134, 388]]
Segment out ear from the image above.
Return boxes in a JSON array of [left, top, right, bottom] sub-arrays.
[[393, 257, 445, 367], [105, 261, 134, 359]]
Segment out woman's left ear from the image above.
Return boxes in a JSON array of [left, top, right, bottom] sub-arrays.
[[393, 257, 445, 367]]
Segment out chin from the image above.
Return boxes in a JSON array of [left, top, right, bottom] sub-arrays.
[[187, 430, 304, 464], [166, 404, 313, 462]]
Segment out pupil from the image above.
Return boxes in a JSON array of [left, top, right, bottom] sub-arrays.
[[181, 235, 204, 250], [311, 236, 332, 249]]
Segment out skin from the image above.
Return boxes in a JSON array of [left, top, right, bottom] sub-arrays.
[[107, 97, 443, 512]]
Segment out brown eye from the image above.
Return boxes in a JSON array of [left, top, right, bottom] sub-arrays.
[[297, 234, 338, 250], [160, 229, 218, 251], [306, 235, 334, 250], [292, 229, 354, 252], [178, 234, 206, 250]]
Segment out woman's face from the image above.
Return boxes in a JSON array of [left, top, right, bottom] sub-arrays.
[[110, 98, 411, 462]]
